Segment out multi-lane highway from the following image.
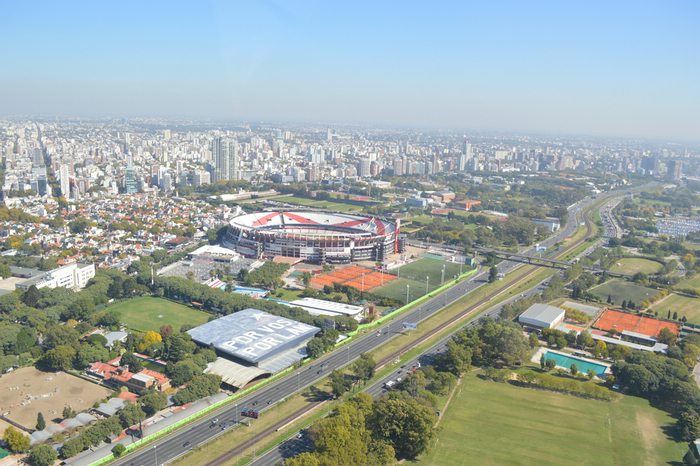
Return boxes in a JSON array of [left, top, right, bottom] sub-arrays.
[[113, 193, 609, 466], [249, 275, 552, 466]]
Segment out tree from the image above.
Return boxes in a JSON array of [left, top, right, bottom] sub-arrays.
[[658, 327, 677, 346], [111, 443, 126, 458], [352, 353, 376, 383], [545, 358, 556, 371], [570, 363, 578, 376], [118, 403, 146, 429], [43, 325, 80, 350], [529, 332, 539, 349], [137, 330, 163, 353], [329, 370, 351, 398], [119, 352, 143, 372], [593, 340, 608, 358], [74, 343, 109, 369], [28, 444, 58, 466], [678, 409, 700, 441], [436, 340, 472, 375], [3, 426, 30, 453], [168, 359, 198, 386], [36, 412, 46, 431], [63, 405, 76, 419], [673, 311, 679, 320], [369, 393, 437, 459], [22, 285, 41, 307], [139, 391, 167, 416], [576, 330, 594, 348], [488, 266, 499, 283]]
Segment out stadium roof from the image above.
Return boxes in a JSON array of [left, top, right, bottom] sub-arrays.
[[187, 309, 320, 364], [230, 211, 394, 237]]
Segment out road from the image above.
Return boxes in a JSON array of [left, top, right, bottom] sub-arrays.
[[249, 276, 553, 466], [113, 193, 605, 466]]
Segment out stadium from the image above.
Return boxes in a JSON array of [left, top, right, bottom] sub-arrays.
[[225, 211, 403, 263]]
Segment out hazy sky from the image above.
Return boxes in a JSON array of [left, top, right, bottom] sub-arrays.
[[1, 1, 698, 140]]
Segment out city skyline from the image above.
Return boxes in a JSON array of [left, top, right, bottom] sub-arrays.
[[1, 1, 699, 141]]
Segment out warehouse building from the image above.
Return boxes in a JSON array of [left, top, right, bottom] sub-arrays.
[[518, 303, 566, 330], [187, 309, 321, 389]]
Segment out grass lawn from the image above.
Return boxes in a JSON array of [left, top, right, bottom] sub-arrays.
[[609, 258, 663, 275], [108, 297, 210, 332], [374, 257, 467, 303], [267, 195, 363, 212], [590, 279, 657, 306], [677, 274, 700, 293], [651, 293, 700, 324], [417, 373, 685, 466]]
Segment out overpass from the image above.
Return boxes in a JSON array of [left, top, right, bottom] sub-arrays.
[[474, 246, 632, 278]]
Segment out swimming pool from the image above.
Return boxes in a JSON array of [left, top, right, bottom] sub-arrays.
[[542, 350, 608, 376]]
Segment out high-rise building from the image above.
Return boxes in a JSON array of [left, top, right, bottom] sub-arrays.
[[163, 129, 172, 141], [327, 128, 333, 143], [212, 137, 239, 182], [193, 170, 211, 187], [124, 167, 138, 193], [458, 138, 472, 171], [667, 159, 682, 181], [59, 164, 70, 197]]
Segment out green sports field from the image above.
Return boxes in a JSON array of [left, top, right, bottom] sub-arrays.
[[108, 297, 210, 332], [418, 373, 685, 466], [374, 257, 467, 303], [608, 258, 663, 275], [651, 293, 700, 324], [677, 274, 700, 293], [267, 195, 363, 212], [589, 279, 657, 306]]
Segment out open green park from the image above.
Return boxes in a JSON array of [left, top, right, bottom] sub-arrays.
[[374, 256, 467, 303], [417, 373, 685, 466], [651, 293, 700, 324], [589, 279, 657, 306], [678, 274, 700, 293], [108, 297, 210, 332], [608, 257, 663, 275]]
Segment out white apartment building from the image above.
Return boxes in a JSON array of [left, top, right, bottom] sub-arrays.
[[16, 263, 96, 291]]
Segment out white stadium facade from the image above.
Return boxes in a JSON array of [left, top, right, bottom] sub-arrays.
[[225, 211, 403, 263]]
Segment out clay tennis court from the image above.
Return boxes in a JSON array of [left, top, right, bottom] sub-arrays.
[[593, 309, 680, 337], [311, 265, 396, 291], [0, 367, 112, 430]]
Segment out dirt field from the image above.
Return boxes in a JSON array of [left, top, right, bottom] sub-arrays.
[[0, 367, 112, 430]]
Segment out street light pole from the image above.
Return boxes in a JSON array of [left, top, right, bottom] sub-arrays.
[[154, 445, 157, 466], [406, 283, 410, 304], [441, 264, 445, 285], [425, 276, 429, 295]]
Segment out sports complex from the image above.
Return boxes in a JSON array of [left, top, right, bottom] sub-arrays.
[[225, 211, 403, 263]]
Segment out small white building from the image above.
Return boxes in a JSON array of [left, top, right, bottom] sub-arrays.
[[288, 297, 366, 321], [16, 263, 95, 291], [519, 303, 565, 329]]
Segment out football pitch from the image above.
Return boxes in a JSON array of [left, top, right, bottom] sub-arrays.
[[589, 279, 657, 306], [108, 297, 210, 332], [374, 257, 467, 303], [418, 373, 685, 466]]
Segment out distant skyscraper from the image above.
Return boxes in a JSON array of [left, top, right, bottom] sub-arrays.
[[163, 129, 172, 141], [124, 167, 138, 194], [32, 147, 44, 167], [667, 159, 682, 181], [193, 170, 211, 187], [327, 128, 333, 143], [458, 138, 472, 171], [212, 137, 239, 182], [59, 164, 70, 197]]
